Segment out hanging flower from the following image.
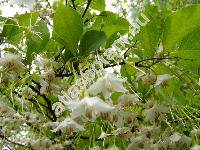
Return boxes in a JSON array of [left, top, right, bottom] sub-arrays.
[[145, 103, 168, 123], [191, 145, 200, 150], [155, 74, 173, 87], [52, 118, 85, 133], [52, 102, 66, 117], [0, 53, 25, 72], [118, 94, 140, 107], [67, 97, 114, 120], [88, 73, 127, 99]]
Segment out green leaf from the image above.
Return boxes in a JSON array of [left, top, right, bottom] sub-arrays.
[[90, 0, 105, 11], [0, 16, 6, 22], [26, 19, 49, 52], [121, 64, 137, 82], [53, 3, 83, 55], [178, 28, 200, 50], [64, 48, 74, 62], [91, 11, 130, 47], [79, 30, 106, 56], [136, 5, 161, 58], [44, 39, 63, 57], [1, 19, 23, 45], [17, 12, 40, 27], [26, 19, 49, 62], [171, 50, 200, 75], [163, 4, 200, 50]]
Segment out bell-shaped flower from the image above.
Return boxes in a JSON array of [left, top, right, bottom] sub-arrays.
[[52, 118, 85, 133], [68, 97, 114, 120], [118, 94, 140, 107], [88, 73, 127, 99], [155, 74, 173, 86], [191, 145, 200, 150], [0, 53, 24, 72]]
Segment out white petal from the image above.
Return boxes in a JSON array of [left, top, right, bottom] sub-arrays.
[[107, 73, 126, 83], [111, 81, 127, 93], [155, 74, 172, 86], [11, 0, 35, 10], [191, 145, 200, 150], [88, 77, 105, 95], [52, 119, 69, 132], [108, 74, 127, 92], [52, 119, 85, 132], [102, 88, 111, 99], [84, 97, 114, 113], [170, 133, 182, 142], [71, 101, 86, 119], [70, 120, 85, 131]]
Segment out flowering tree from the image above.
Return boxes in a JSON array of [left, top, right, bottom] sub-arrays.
[[0, 0, 200, 149]]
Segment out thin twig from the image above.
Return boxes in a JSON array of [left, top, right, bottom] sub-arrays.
[[135, 57, 193, 68], [82, 0, 92, 18], [29, 83, 57, 121], [71, 0, 76, 10], [124, 40, 137, 59], [0, 134, 33, 150]]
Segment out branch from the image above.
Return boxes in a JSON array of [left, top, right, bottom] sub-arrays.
[[84, 15, 94, 24], [54, 47, 65, 61], [54, 44, 137, 78], [71, 0, 76, 10], [29, 83, 57, 121], [13, 90, 53, 120], [82, 0, 92, 18], [124, 40, 137, 59], [0, 134, 33, 150], [135, 57, 193, 68]]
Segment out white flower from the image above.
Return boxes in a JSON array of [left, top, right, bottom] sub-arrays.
[[118, 94, 140, 107], [0, 53, 24, 72], [68, 97, 114, 119], [98, 131, 111, 139], [52, 118, 85, 133], [170, 132, 182, 143], [52, 102, 66, 117], [155, 74, 173, 86], [10, 0, 35, 10], [88, 73, 127, 99], [191, 145, 200, 150], [145, 104, 168, 123], [34, 56, 51, 69]]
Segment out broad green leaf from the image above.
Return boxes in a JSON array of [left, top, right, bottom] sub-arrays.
[[163, 4, 200, 50], [17, 12, 40, 27], [90, 0, 105, 11], [121, 64, 137, 82], [0, 16, 6, 22], [26, 19, 50, 62], [44, 39, 63, 57], [1, 19, 23, 45], [155, 79, 187, 104], [53, 3, 83, 55], [171, 50, 200, 75], [178, 28, 200, 50], [79, 30, 106, 56], [155, 78, 199, 106], [64, 48, 74, 62], [91, 11, 130, 47], [26, 20, 49, 52], [136, 5, 161, 58]]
